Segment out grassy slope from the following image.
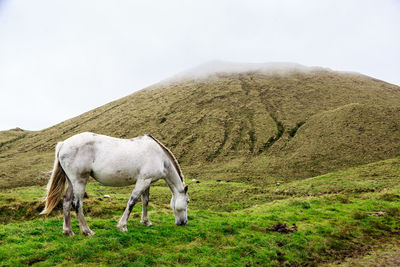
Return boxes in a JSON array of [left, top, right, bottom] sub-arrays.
[[326, 239, 400, 266], [0, 157, 400, 266], [1, 69, 400, 188], [0, 128, 27, 144]]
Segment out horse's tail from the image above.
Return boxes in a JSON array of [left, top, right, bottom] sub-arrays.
[[40, 142, 66, 215]]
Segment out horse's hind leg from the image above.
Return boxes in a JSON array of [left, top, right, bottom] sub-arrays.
[[118, 178, 151, 232], [71, 174, 95, 236], [140, 187, 152, 226], [63, 180, 74, 237]]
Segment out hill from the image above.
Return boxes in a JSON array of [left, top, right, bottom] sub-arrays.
[[1, 62, 400, 188]]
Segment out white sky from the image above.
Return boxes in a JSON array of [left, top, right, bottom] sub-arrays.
[[0, 0, 399, 131]]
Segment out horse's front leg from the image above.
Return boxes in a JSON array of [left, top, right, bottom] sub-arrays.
[[140, 187, 152, 226], [117, 179, 151, 232]]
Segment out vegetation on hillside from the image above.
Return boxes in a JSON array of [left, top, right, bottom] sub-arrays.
[[1, 68, 400, 188], [0, 128, 27, 149]]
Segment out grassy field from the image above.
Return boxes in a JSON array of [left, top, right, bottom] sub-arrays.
[[1, 66, 400, 265], [1, 157, 400, 266]]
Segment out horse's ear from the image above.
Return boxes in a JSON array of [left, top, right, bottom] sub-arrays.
[[184, 185, 188, 193]]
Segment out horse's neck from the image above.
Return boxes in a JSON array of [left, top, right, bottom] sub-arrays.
[[165, 169, 184, 195]]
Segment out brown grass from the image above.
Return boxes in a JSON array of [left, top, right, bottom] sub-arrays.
[[1, 69, 400, 188]]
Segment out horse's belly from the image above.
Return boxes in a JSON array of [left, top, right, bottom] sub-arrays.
[[91, 168, 139, 187]]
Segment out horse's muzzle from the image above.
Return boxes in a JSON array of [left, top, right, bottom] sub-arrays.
[[176, 220, 187, 226]]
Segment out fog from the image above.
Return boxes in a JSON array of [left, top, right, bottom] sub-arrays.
[[0, 0, 399, 130], [164, 61, 328, 83]]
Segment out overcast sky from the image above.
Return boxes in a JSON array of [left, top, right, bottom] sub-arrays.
[[0, 0, 399, 131]]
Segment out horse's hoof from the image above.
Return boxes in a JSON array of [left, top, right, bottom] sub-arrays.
[[118, 225, 128, 232], [63, 230, 75, 237], [83, 229, 95, 236], [141, 220, 153, 227]]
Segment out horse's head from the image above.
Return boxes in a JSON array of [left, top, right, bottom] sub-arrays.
[[171, 185, 189, 226]]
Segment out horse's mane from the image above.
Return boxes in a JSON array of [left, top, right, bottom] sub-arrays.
[[146, 134, 184, 182]]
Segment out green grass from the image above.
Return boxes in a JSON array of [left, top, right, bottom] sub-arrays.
[[326, 239, 400, 266], [2, 197, 399, 266], [1, 158, 400, 266]]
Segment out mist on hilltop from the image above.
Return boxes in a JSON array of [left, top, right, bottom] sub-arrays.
[[163, 61, 330, 83]]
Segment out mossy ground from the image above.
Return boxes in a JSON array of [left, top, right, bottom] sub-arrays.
[[1, 158, 400, 266]]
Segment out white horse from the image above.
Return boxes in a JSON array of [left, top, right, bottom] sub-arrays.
[[41, 132, 189, 236]]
